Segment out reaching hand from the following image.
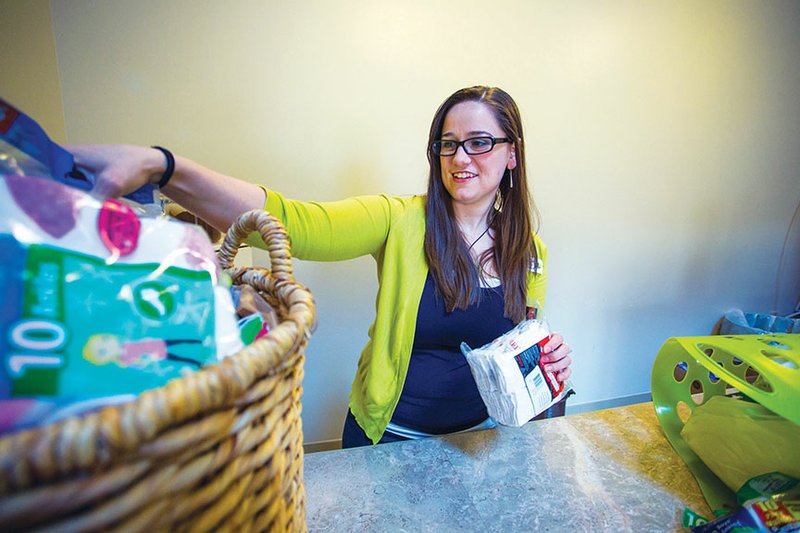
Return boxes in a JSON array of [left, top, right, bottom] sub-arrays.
[[67, 144, 267, 232], [67, 144, 166, 199]]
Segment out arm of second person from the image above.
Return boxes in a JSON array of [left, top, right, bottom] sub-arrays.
[[69, 144, 265, 232]]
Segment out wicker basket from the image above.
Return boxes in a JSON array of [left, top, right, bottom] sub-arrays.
[[0, 210, 316, 532]]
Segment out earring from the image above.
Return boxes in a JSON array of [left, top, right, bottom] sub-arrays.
[[508, 168, 514, 189]]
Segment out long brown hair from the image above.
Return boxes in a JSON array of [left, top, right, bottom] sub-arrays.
[[424, 86, 540, 323]]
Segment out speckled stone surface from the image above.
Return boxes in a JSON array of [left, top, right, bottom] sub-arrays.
[[304, 402, 711, 532]]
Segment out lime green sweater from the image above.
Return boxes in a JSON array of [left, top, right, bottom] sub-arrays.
[[254, 189, 548, 444]]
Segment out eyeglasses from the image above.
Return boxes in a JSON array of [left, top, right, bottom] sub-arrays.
[[431, 136, 513, 156]]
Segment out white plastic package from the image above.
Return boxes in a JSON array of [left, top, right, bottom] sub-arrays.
[[461, 319, 574, 426]]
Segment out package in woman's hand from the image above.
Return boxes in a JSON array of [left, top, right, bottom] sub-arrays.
[[461, 318, 573, 426], [0, 174, 243, 433]]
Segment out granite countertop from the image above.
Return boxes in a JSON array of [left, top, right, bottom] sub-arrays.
[[304, 402, 711, 532]]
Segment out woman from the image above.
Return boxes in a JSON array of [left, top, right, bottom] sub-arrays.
[[70, 86, 573, 447]]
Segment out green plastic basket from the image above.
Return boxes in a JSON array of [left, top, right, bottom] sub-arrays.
[[650, 333, 800, 512]]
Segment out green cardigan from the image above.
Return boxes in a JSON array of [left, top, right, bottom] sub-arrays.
[[252, 189, 548, 444]]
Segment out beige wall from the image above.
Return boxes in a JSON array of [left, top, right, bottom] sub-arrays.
[[0, 0, 66, 142], [29, 0, 800, 444]]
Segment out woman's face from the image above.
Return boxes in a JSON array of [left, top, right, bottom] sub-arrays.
[[439, 101, 516, 211]]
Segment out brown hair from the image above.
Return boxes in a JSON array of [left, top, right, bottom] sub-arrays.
[[424, 86, 540, 323]]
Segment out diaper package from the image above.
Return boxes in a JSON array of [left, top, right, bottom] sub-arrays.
[[461, 319, 574, 426], [0, 173, 244, 433]]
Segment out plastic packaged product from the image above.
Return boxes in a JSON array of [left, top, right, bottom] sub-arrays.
[[737, 472, 800, 506], [691, 497, 799, 533], [461, 318, 573, 426], [0, 174, 244, 433], [683, 473, 800, 530], [238, 313, 270, 345]]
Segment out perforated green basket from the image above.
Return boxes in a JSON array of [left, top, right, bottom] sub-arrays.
[[650, 333, 800, 512]]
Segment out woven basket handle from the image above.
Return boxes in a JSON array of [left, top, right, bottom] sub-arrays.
[[216, 209, 314, 350], [216, 209, 293, 279]]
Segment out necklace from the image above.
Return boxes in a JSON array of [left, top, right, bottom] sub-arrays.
[[464, 209, 497, 251], [467, 225, 492, 250]]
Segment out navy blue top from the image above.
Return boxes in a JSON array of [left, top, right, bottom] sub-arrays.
[[390, 273, 514, 434]]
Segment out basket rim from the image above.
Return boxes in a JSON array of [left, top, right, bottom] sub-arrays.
[[656, 333, 800, 424]]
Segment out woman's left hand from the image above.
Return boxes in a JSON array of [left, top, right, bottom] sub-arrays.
[[540, 333, 572, 383]]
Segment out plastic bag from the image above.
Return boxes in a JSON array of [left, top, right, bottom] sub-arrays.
[[680, 395, 800, 493], [718, 309, 800, 335]]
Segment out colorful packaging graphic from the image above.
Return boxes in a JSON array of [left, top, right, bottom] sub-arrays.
[[1, 240, 217, 398], [0, 174, 243, 433]]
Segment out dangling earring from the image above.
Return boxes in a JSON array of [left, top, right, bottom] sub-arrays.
[[508, 168, 514, 189], [493, 189, 503, 212]]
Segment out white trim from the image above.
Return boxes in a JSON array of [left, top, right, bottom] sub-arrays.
[[565, 392, 652, 415], [385, 417, 496, 439], [304, 438, 342, 454]]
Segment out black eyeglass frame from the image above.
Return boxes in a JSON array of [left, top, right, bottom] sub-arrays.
[[430, 136, 513, 156]]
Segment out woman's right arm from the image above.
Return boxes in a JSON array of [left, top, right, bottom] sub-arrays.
[[68, 144, 266, 233]]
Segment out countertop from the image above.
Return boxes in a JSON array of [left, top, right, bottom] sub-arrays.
[[304, 402, 711, 532]]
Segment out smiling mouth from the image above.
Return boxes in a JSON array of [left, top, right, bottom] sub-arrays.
[[452, 172, 477, 181]]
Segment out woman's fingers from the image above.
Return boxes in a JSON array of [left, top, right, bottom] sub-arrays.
[[545, 352, 571, 374], [540, 332, 572, 382], [555, 365, 572, 382], [542, 332, 563, 354]]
